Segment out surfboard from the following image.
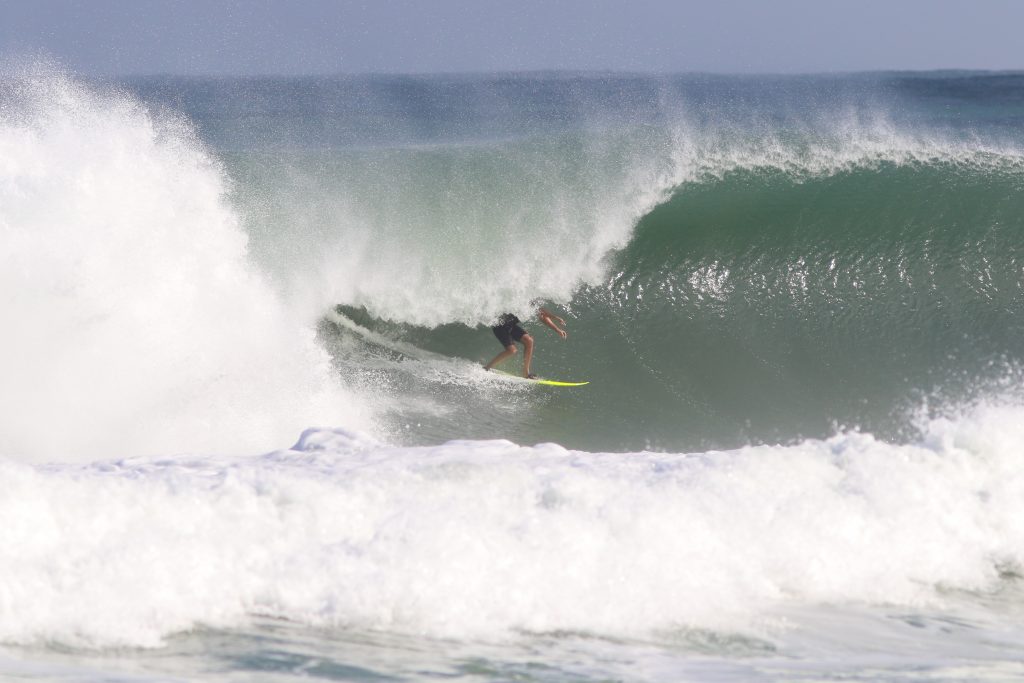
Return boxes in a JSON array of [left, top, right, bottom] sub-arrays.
[[489, 368, 589, 386]]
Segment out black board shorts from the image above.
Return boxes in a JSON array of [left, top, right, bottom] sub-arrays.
[[493, 314, 527, 347]]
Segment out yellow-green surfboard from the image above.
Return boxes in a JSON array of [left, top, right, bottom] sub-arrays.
[[490, 369, 589, 387]]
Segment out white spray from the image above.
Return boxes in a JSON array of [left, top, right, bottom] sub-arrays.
[[0, 67, 375, 462]]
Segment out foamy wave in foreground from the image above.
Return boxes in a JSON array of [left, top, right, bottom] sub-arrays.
[[0, 67, 375, 461], [2, 401, 1022, 648]]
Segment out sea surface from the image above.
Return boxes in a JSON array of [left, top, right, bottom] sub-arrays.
[[3, 66, 1024, 680]]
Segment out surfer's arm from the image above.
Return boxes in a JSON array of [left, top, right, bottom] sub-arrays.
[[538, 308, 568, 339]]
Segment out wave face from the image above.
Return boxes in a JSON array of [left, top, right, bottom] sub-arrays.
[[6, 70, 1024, 454], [569, 156, 1024, 449]]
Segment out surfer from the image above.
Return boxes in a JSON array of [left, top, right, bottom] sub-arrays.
[[484, 307, 568, 378]]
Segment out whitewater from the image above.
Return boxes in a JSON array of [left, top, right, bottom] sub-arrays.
[[3, 66, 1024, 680]]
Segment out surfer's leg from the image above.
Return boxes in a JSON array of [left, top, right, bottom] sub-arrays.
[[485, 324, 517, 370], [485, 344, 517, 370], [521, 333, 534, 377]]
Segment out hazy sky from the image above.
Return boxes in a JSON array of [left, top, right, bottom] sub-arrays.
[[2, 0, 1022, 76]]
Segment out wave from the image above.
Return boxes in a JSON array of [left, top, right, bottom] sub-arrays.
[[5, 67, 1024, 456]]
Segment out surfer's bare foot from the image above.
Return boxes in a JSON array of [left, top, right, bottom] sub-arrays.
[[526, 373, 537, 379]]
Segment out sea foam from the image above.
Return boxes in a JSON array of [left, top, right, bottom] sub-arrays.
[[2, 402, 1022, 648]]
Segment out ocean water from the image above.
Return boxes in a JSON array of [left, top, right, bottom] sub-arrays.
[[3, 65, 1024, 680]]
